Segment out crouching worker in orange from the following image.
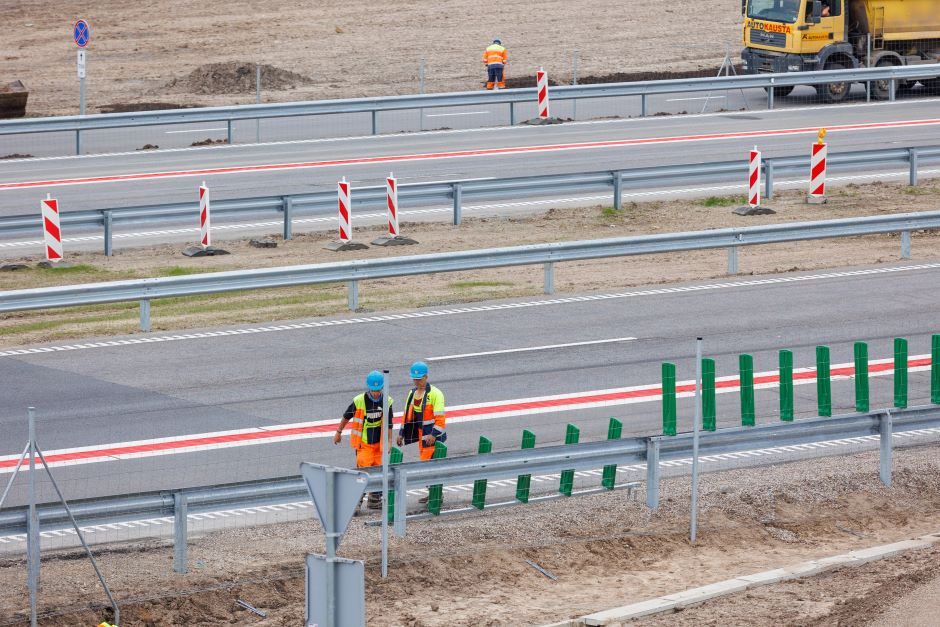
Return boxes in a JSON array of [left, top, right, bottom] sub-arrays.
[[334, 370, 394, 510]]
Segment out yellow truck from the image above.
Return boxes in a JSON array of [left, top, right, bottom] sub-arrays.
[[741, 0, 940, 101]]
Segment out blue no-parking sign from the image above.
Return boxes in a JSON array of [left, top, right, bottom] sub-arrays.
[[73, 19, 90, 47]]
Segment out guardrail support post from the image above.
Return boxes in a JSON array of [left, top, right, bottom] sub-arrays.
[[543, 262, 554, 295], [612, 171, 623, 210], [103, 211, 113, 257], [727, 245, 739, 275], [768, 81, 774, 110], [282, 196, 293, 241], [173, 491, 188, 574], [765, 159, 774, 200], [226, 120, 233, 145], [740, 353, 755, 426], [900, 231, 911, 259], [641, 94, 647, 117], [393, 469, 408, 537], [452, 183, 462, 225], [879, 409, 893, 487], [894, 337, 908, 408], [780, 349, 794, 421], [889, 78, 896, 101], [817, 345, 832, 416], [347, 280, 359, 311], [371, 110, 378, 135], [908, 148, 919, 186], [510, 102, 516, 126], [139, 300, 151, 332], [702, 358, 716, 430], [645, 438, 660, 510]]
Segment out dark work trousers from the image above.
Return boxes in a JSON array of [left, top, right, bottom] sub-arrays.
[[487, 64, 504, 84]]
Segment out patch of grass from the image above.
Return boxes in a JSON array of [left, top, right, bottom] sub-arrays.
[[448, 280, 514, 289], [903, 186, 931, 196], [701, 195, 747, 207], [600, 207, 621, 217], [158, 266, 204, 277], [38, 263, 98, 274]]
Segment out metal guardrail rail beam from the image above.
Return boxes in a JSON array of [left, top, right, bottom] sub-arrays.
[[0, 405, 936, 537]]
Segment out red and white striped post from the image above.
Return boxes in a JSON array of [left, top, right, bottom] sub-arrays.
[[537, 67, 550, 119], [747, 147, 761, 208], [338, 177, 351, 242], [199, 181, 211, 248], [808, 128, 828, 204], [386, 172, 399, 237], [41, 193, 63, 261]]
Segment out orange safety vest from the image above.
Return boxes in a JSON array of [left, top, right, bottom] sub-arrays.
[[401, 384, 446, 444], [348, 393, 392, 448], [483, 44, 507, 66]]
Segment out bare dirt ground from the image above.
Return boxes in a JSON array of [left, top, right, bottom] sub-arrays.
[[2, 441, 940, 626], [1, 178, 939, 348], [4, 0, 744, 117]]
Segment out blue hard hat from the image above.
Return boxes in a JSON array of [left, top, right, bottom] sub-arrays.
[[410, 361, 429, 379], [366, 370, 385, 391], [493, 38, 502, 45]]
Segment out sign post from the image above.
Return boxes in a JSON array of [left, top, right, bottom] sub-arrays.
[[73, 19, 90, 116]]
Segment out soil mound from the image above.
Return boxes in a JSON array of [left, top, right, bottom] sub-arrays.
[[165, 62, 312, 95], [505, 65, 744, 88], [98, 102, 203, 114]]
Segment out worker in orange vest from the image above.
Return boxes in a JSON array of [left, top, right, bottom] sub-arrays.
[[397, 361, 447, 503], [483, 38, 508, 89], [334, 370, 394, 510]]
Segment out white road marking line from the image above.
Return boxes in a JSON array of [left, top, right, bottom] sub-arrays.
[[427, 337, 637, 361], [423, 111, 491, 117], [666, 96, 717, 102], [164, 127, 227, 134]]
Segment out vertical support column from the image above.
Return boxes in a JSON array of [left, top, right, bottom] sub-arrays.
[[26, 407, 39, 627], [324, 469, 337, 627], [139, 299, 151, 332], [641, 94, 647, 117], [426, 442, 447, 515], [393, 469, 408, 537], [601, 418, 623, 489], [854, 341, 869, 413], [931, 335, 940, 404], [702, 358, 716, 431], [779, 349, 794, 422], [371, 110, 378, 135], [662, 362, 676, 436], [764, 159, 774, 200], [727, 246, 739, 275], [559, 424, 580, 497], [283, 196, 293, 241], [347, 280, 359, 311], [381, 369, 391, 579], [645, 438, 660, 510], [385, 447, 403, 524], [471, 437, 492, 510], [75, 130, 82, 156], [894, 337, 908, 409], [817, 345, 832, 417], [226, 119, 233, 145], [543, 262, 554, 295], [909, 148, 919, 186], [103, 211, 113, 257], [510, 101, 516, 125], [515, 430, 536, 503], [900, 231, 911, 260], [173, 491, 188, 574], [768, 81, 775, 109], [740, 353, 755, 426], [889, 78, 896, 101], [612, 171, 623, 211], [452, 183, 462, 226], [880, 409, 893, 488]]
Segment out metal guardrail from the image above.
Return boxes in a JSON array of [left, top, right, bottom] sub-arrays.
[[0, 404, 935, 541], [1, 209, 939, 330], [1, 64, 938, 153], [2, 143, 938, 257]]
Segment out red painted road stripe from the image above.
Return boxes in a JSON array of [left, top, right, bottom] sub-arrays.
[[2, 118, 939, 190], [0, 356, 931, 471]]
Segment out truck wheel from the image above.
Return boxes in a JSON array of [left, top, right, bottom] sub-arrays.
[[764, 85, 794, 98], [815, 62, 850, 103], [872, 60, 899, 100]]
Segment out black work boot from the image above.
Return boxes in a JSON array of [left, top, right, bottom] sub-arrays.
[[367, 492, 382, 510]]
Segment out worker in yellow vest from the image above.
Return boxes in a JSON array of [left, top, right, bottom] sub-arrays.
[[397, 361, 447, 503], [483, 38, 508, 89], [334, 370, 394, 509]]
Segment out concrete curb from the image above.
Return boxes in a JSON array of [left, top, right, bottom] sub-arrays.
[[561, 532, 940, 626]]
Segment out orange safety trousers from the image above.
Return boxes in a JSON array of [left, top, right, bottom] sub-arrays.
[[355, 442, 384, 468]]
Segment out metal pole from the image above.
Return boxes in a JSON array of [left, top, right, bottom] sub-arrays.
[[880, 409, 893, 487], [641, 94, 647, 117], [543, 262, 554, 294], [80, 76, 86, 117], [889, 78, 896, 101], [901, 231, 911, 259], [103, 210, 113, 257], [866, 34, 872, 102], [691, 337, 702, 545], [347, 280, 359, 311], [419, 58, 426, 131], [140, 299, 151, 332], [381, 369, 390, 578], [510, 101, 516, 125], [325, 469, 336, 627], [255, 63, 262, 144], [453, 183, 462, 225], [75, 130, 81, 156], [909, 148, 919, 186], [226, 119, 233, 145], [27, 407, 38, 627], [612, 171, 623, 210], [645, 438, 660, 509], [174, 491, 188, 574], [283, 196, 293, 240], [572, 49, 578, 121], [393, 470, 407, 537], [727, 246, 739, 274], [371, 110, 378, 135], [768, 79, 774, 110]]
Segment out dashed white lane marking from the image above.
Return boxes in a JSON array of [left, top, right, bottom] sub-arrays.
[[165, 127, 228, 134], [424, 111, 491, 117], [427, 337, 637, 361], [2, 262, 939, 359]]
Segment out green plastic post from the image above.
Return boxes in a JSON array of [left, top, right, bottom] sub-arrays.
[[817, 345, 832, 417], [471, 436, 492, 510], [662, 362, 677, 436], [559, 424, 580, 497], [740, 354, 755, 426], [854, 341, 869, 413], [779, 349, 793, 422], [702, 358, 716, 431], [426, 442, 447, 516], [601, 417, 622, 490], [894, 338, 908, 409], [515, 430, 536, 503], [932, 335, 940, 404], [386, 446, 404, 523]]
